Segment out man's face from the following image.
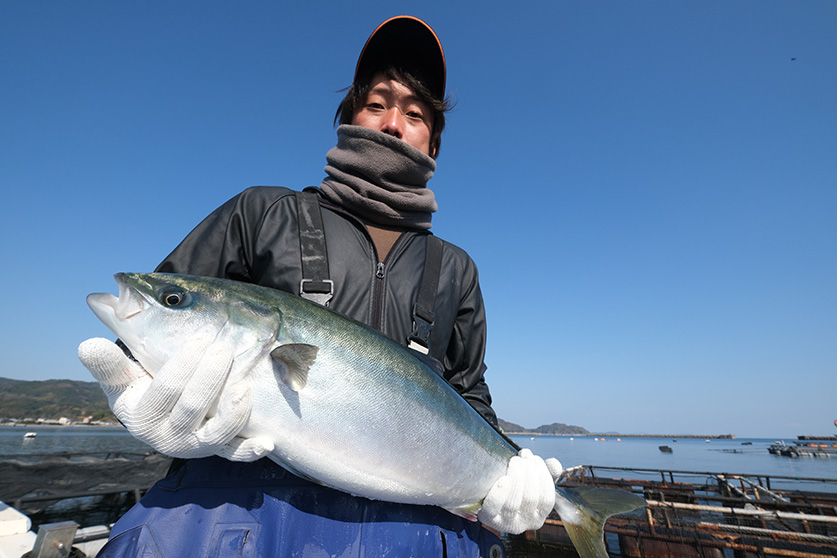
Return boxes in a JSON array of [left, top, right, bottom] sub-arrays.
[[351, 72, 435, 157]]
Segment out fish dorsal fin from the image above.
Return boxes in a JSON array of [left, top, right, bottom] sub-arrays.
[[271, 343, 319, 391]]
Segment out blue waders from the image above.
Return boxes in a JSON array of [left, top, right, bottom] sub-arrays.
[[98, 457, 505, 557]]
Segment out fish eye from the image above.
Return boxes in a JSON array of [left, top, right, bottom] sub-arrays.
[[158, 287, 193, 308]]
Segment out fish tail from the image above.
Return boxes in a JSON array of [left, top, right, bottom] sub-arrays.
[[552, 487, 646, 558]]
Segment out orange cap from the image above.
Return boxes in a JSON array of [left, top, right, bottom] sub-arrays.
[[354, 16, 446, 100]]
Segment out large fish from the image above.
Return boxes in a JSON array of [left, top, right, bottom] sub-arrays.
[[86, 273, 645, 558]]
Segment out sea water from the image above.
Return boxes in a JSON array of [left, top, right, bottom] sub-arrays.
[[0, 426, 161, 529], [0, 426, 152, 460], [509, 435, 837, 493], [2, 427, 834, 488]]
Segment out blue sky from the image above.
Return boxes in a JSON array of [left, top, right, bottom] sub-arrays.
[[2, 2, 834, 438]]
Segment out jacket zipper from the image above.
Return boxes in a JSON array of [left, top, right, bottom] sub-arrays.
[[371, 261, 386, 331], [369, 235, 407, 332], [320, 199, 407, 333]]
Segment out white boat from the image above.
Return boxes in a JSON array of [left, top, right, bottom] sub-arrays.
[[22, 433, 36, 438]]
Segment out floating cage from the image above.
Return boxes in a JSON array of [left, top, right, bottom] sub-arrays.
[[508, 465, 837, 557]]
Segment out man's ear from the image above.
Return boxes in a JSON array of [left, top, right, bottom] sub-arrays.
[[430, 139, 439, 159]]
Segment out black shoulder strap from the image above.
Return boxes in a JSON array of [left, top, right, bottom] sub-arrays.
[[407, 235, 443, 354], [295, 191, 333, 306]]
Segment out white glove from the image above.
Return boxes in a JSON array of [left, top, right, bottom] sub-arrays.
[[478, 449, 563, 534], [78, 336, 274, 461]]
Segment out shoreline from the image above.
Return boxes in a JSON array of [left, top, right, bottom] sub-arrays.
[[505, 432, 737, 439], [7, 425, 833, 440], [0, 423, 124, 430]]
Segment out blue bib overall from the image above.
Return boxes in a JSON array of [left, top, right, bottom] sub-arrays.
[[98, 457, 505, 558]]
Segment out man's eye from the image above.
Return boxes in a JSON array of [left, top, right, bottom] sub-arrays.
[[366, 102, 385, 110]]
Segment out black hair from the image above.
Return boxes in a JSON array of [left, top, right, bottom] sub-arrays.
[[334, 66, 453, 159]]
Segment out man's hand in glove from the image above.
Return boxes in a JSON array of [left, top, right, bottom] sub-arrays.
[[78, 335, 274, 461], [478, 449, 564, 534]]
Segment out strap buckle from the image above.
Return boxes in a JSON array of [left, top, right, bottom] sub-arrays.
[[299, 279, 334, 307], [407, 304, 433, 354]]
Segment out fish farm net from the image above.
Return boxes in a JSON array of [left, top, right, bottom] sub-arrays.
[[506, 465, 837, 558]]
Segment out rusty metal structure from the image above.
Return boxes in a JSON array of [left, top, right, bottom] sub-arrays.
[[4, 453, 837, 557], [512, 465, 837, 557]]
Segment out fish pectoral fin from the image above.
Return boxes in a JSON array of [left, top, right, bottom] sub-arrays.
[[270, 343, 319, 391], [444, 503, 481, 523], [553, 487, 646, 558]]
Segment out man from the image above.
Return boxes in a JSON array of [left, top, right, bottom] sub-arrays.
[[80, 16, 559, 557]]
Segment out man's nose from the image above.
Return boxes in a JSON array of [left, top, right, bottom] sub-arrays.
[[380, 107, 404, 139]]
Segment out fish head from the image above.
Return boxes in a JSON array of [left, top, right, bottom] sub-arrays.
[[87, 273, 280, 375]]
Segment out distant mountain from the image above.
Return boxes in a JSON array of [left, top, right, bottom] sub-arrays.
[[0, 376, 591, 436], [498, 419, 527, 433], [498, 418, 589, 436], [532, 422, 590, 435], [0, 377, 115, 422]]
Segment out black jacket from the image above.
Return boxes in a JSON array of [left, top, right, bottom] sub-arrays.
[[156, 186, 496, 425]]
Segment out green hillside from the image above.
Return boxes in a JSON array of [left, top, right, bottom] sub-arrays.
[[498, 418, 590, 436], [0, 377, 115, 422]]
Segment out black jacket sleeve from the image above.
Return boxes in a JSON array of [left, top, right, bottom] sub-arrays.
[[155, 187, 293, 279], [441, 251, 497, 427]]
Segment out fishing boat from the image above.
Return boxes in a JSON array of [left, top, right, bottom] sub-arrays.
[[769, 439, 837, 457]]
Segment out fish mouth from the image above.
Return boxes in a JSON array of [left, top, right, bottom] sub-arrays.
[[86, 273, 148, 337]]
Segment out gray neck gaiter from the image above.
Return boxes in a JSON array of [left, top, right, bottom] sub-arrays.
[[319, 125, 438, 230]]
